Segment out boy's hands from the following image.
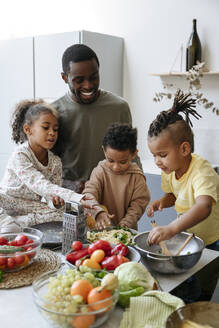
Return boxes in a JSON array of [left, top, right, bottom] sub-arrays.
[[96, 212, 115, 230], [52, 195, 65, 208], [147, 199, 164, 217], [147, 225, 175, 245]]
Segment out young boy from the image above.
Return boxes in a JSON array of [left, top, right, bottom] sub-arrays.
[[147, 90, 219, 250], [83, 123, 150, 230]]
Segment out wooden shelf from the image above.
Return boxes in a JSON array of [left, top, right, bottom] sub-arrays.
[[150, 71, 219, 77]]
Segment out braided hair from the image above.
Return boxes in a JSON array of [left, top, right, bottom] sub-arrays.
[[11, 99, 59, 144], [148, 90, 201, 152]]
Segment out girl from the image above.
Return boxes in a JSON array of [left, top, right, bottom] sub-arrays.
[[0, 99, 90, 232], [147, 90, 219, 250]]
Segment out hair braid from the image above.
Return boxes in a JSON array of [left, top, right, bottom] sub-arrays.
[[148, 89, 201, 138]]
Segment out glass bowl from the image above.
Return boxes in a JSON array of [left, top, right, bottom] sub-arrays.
[[0, 227, 43, 272], [32, 268, 119, 328]]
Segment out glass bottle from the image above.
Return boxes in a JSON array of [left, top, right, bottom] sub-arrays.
[[186, 19, 202, 71]]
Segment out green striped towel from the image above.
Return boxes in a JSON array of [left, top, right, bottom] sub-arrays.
[[120, 290, 185, 328]]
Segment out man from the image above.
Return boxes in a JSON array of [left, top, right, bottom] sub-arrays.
[[53, 44, 142, 192]]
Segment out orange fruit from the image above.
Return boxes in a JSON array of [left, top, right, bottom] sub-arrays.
[[70, 280, 93, 302], [87, 286, 112, 311], [90, 249, 105, 263], [72, 309, 95, 328], [82, 259, 101, 270]]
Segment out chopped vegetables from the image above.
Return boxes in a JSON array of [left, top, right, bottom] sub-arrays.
[[87, 228, 134, 245]]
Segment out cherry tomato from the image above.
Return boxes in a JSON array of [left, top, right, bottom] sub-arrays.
[[15, 234, 28, 246], [25, 239, 34, 245], [72, 241, 83, 251], [14, 252, 25, 265], [23, 239, 35, 251], [17, 255, 29, 267], [0, 257, 7, 266], [8, 240, 18, 246], [90, 249, 105, 263], [7, 258, 15, 270], [26, 246, 36, 259], [0, 237, 8, 245]]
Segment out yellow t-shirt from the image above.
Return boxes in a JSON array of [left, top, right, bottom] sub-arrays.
[[161, 154, 219, 245]]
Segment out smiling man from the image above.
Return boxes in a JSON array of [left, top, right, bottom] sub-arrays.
[[52, 44, 142, 192]]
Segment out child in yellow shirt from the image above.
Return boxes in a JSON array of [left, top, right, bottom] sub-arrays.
[[147, 90, 219, 250]]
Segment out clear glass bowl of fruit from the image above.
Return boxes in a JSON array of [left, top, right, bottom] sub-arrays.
[[32, 267, 119, 328], [0, 227, 43, 272]]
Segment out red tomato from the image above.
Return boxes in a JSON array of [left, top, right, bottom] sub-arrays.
[[8, 240, 18, 246], [23, 239, 35, 251], [15, 234, 28, 246], [7, 257, 15, 270], [72, 241, 83, 251], [0, 256, 7, 266], [88, 240, 112, 256], [25, 239, 34, 245], [0, 237, 8, 245], [26, 246, 36, 259], [14, 252, 25, 265]]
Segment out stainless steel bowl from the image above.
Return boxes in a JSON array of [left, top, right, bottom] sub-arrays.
[[166, 301, 219, 327], [133, 231, 204, 274]]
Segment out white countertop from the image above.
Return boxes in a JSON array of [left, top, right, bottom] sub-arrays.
[[0, 248, 218, 328]]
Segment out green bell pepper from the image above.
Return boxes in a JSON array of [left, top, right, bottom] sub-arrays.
[[118, 286, 145, 307]]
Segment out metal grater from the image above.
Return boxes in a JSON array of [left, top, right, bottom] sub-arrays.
[[62, 201, 87, 254]]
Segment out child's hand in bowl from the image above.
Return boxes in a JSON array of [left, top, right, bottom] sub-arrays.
[[96, 212, 115, 230], [147, 225, 174, 245]]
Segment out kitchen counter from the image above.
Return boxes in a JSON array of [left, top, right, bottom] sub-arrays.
[[0, 248, 218, 328]]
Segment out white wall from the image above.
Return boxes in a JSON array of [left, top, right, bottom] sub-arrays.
[[1, 0, 219, 164]]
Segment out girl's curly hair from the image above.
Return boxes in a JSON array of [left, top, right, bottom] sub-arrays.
[[11, 99, 58, 144], [148, 90, 202, 152]]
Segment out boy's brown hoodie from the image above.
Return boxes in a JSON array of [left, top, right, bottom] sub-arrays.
[[83, 160, 150, 229]]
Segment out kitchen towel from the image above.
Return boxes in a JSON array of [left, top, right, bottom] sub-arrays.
[[120, 290, 185, 328]]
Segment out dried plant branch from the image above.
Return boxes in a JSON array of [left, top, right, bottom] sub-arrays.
[[153, 62, 219, 116]]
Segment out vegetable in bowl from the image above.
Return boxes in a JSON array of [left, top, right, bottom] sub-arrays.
[[114, 262, 157, 307], [87, 226, 136, 246]]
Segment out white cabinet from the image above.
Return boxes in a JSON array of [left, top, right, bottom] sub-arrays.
[[0, 31, 124, 180], [34, 30, 123, 101], [0, 37, 34, 179]]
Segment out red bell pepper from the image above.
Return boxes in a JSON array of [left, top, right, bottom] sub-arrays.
[[101, 255, 120, 270], [111, 243, 129, 256], [101, 254, 130, 270], [65, 247, 89, 264], [88, 240, 112, 256]]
